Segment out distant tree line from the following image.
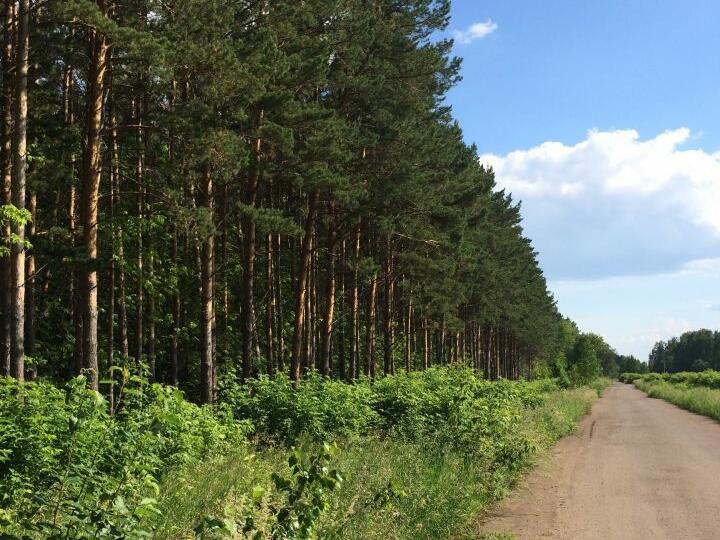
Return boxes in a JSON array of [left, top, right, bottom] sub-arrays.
[[649, 330, 720, 373], [548, 319, 646, 383]]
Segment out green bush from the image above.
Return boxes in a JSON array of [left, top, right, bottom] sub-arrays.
[[220, 372, 379, 443], [1, 367, 607, 539], [0, 374, 249, 538], [221, 367, 566, 473], [627, 370, 720, 389], [618, 372, 643, 383]]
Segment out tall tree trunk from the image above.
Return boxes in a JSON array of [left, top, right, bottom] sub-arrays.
[[9, 0, 29, 380], [291, 188, 319, 384], [382, 237, 394, 375], [274, 232, 284, 371], [439, 319, 445, 365], [167, 82, 179, 385], [308, 230, 317, 368], [494, 326, 500, 379], [365, 271, 377, 378], [404, 295, 412, 372], [133, 99, 143, 365], [147, 248, 155, 378], [110, 107, 128, 359], [108, 157, 116, 408], [337, 239, 346, 379], [170, 229, 180, 385], [24, 191, 34, 378], [218, 181, 228, 350], [0, 0, 13, 376], [349, 223, 360, 379], [320, 219, 336, 376], [199, 166, 214, 403], [303, 233, 313, 370], [241, 113, 262, 379], [423, 318, 429, 369], [80, 4, 109, 389], [265, 233, 275, 376], [65, 58, 83, 376]]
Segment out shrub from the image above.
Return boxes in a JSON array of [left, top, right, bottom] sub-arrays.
[[628, 370, 720, 389], [220, 372, 379, 443], [0, 373, 249, 538], [222, 367, 559, 473]]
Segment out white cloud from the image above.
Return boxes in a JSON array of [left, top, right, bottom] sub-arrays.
[[480, 128, 720, 280], [453, 19, 498, 45]]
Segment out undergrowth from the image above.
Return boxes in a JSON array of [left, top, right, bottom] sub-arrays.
[[151, 371, 607, 539], [634, 378, 720, 421], [0, 368, 608, 539]]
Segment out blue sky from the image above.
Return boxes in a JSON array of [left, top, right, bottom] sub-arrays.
[[444, 1, 720, 360]]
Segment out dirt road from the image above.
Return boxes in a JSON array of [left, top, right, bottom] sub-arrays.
[[478, 382, 720, 539]]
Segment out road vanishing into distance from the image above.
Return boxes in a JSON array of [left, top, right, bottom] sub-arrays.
[[478, 383, 720, 539]]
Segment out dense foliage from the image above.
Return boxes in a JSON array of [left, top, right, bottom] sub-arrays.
[[0, 366, 610, 538], [0, 373, 247, 537], [0, 0, 575, 400], [154, 370, 610, 539], [648, 330, 720, 373], [224, 367, 554, 448], [621, 370, 720, 389], [540, 319, 638, 385]]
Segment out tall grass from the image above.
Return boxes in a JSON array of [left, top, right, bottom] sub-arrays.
[[151, 384, 604, 539], [635, 379, 720, 421]]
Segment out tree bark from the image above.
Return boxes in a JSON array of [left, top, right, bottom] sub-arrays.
[[79, 4, 109, 389], [265, 232, 275, 376], [337, 239, 346, 379], [109, 107, 128, 359], [291, 188, 319, 384], [349, 223, 360, 379], [274, 232, 284, 371], [199, 166, 214, 403], [404, 295, 412, 372], [170, 228, 180, 385], [365, 271, 377, 378], [382, 237, 394, 375], [320, 219, 337, 377], [133, 99, 143, 365], [241, 113, 262, 379], [64, 57, 83, 376], [0, 0, 13, 376], [422, 317, 429, 369], [108, 157, 116, 407], [10, 0, 29, 381], [24, 191, 35, 378], [147, 248, 155, 378]]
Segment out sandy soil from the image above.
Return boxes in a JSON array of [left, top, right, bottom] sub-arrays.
[[477, 382, 720, 539]]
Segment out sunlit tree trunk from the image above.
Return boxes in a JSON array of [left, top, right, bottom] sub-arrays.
[[349, 224, 360, 379], [291, 188, 319, 383], [24, 191, 35, 378], [404, 295, 412, 372], [274, 232, 284, 371], [133, 98, 143, 366], [382, 237, 394, 375], [10, 0, 30, 380], [241, 112, 262, 379], [199, 166, 214, 403], [320, 218, 337, 376], [265, 232, 275, 375]]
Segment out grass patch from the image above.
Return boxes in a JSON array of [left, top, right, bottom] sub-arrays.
[[635, 380, 720, 421], [151, 383, 602, 539]]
